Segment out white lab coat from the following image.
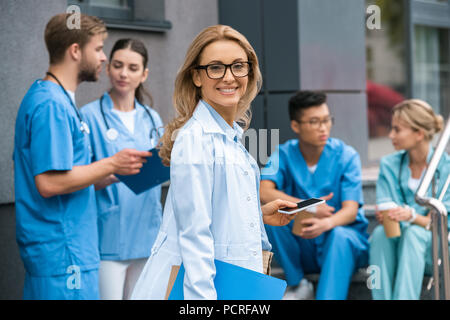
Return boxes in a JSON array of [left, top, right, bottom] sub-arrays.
[[131, 100, 271, 300]]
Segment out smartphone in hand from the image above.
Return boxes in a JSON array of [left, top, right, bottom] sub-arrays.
[[278, 198, 325, 214]]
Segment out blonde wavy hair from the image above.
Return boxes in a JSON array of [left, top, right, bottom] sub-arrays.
[[392, 99, 444, 141], [158, 25, 262, 166]]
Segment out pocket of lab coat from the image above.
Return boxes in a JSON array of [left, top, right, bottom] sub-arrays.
[[214, 243, 248, 261]]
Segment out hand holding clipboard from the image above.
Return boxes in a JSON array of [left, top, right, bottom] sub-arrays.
[[116, 147, 170, 194]]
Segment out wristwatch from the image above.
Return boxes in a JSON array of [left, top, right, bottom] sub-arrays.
[[405, 205, 417, 224]]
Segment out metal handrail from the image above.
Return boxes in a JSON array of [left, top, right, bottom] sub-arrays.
[[415, 116, 450, 300]]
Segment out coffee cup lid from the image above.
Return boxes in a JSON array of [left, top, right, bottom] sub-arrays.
[[378, 201, 398, 211]]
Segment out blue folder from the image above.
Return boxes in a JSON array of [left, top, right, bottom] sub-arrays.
[[116, 147, 170, 195], [168, 259, 287, 300]]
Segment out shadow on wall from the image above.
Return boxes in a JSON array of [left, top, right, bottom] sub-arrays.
[[0, 204, 25, 300]]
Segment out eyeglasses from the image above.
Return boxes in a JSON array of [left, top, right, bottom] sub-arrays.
[[195, 62, 252, 79], [297, 116, 334, 129]]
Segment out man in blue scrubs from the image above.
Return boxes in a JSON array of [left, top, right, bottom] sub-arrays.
[[260, 91, 369, 300], [13, 13, 151, 300]]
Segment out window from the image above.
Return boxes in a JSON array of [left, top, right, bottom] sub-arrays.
[[68, 0, 171, 32], [366, 0, 450, 162], [414, 26, 449, 117], [366, 0, 407, 161]]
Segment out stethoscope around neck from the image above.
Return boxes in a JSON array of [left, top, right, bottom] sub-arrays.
[[99, 94, 162, 144], [398, 151, 440, 203]]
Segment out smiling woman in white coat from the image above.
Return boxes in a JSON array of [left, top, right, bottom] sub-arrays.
[[131, 25, 297, 300]]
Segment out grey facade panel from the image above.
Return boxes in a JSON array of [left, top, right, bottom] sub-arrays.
[[249, 94, 265, 131], [0, 0, 67, 204], [327, 92, 369, 165], [411, 0, 450, 28], [298, 0, 366, 91], [266, 93, 298, 145], [262, 0, 300, 92], [218, 0, 264, 76]]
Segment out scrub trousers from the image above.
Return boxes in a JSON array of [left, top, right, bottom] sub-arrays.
[[23, 269, 99, 300], [265, 223, 369, 300], [369, 224, 450, 300]]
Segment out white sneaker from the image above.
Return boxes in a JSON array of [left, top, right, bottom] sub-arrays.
[[283, 279, 315, 300]]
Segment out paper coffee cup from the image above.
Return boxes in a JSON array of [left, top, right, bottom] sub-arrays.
[[378, 202, 401, 238], [292, 211, 315, 236]]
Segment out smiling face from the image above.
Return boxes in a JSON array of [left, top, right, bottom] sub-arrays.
[[107, 48, 148, 95], [192, 40, 249, 112]]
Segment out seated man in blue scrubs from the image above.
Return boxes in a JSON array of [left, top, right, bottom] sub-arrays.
[[260, 91, 369, 300], [13, 13, 151, 300]]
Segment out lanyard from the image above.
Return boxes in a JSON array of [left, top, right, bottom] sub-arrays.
[[100, 94, 161, 143], [46, 72, 90, 134]]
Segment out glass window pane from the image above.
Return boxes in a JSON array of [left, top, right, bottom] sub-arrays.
[[366, 0, 407, 161], [420, 0, 448, 3], [413, 26, 449, 117]]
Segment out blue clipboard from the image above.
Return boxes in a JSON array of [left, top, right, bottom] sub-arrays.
[[116, 148, 170, 194], [168, 259, 287, 300]]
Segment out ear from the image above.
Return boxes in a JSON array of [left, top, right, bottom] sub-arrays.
[[141, 68, 149, 83], [414, 128, 426, 142], [105, 63, 110, 77], [291, 120, 300, 134], [192, 69, 202, 88], [67, 43, 82, 62]]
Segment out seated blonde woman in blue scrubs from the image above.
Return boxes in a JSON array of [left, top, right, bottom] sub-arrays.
[[81, 39, 164, 300], [370, 99, 449, 300], [131, 25, 298, 300]]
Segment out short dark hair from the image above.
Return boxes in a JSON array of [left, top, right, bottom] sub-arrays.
[[289, 91, 327, 121]]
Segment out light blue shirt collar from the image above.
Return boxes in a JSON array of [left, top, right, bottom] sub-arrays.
[[193, 100, 244, 141]]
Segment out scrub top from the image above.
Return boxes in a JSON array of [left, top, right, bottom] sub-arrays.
[[376, 146, 450, 229], [261, 138, 368, 235], [80, 93, 164, 261], [14, 80, 99, 277]]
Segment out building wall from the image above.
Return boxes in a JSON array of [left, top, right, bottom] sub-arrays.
[[219, 0, 369, 165], [0, 0, 218, 299], [0, 0, 218, 205]]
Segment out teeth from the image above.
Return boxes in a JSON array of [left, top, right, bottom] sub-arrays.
[[219, 88, 236, 93]]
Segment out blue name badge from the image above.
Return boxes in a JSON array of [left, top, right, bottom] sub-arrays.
[[168, 259, 287, 300], [116, 147, 170, 194]]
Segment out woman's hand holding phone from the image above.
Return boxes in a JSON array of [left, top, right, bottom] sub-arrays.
[[262, 199, 298, 226]]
